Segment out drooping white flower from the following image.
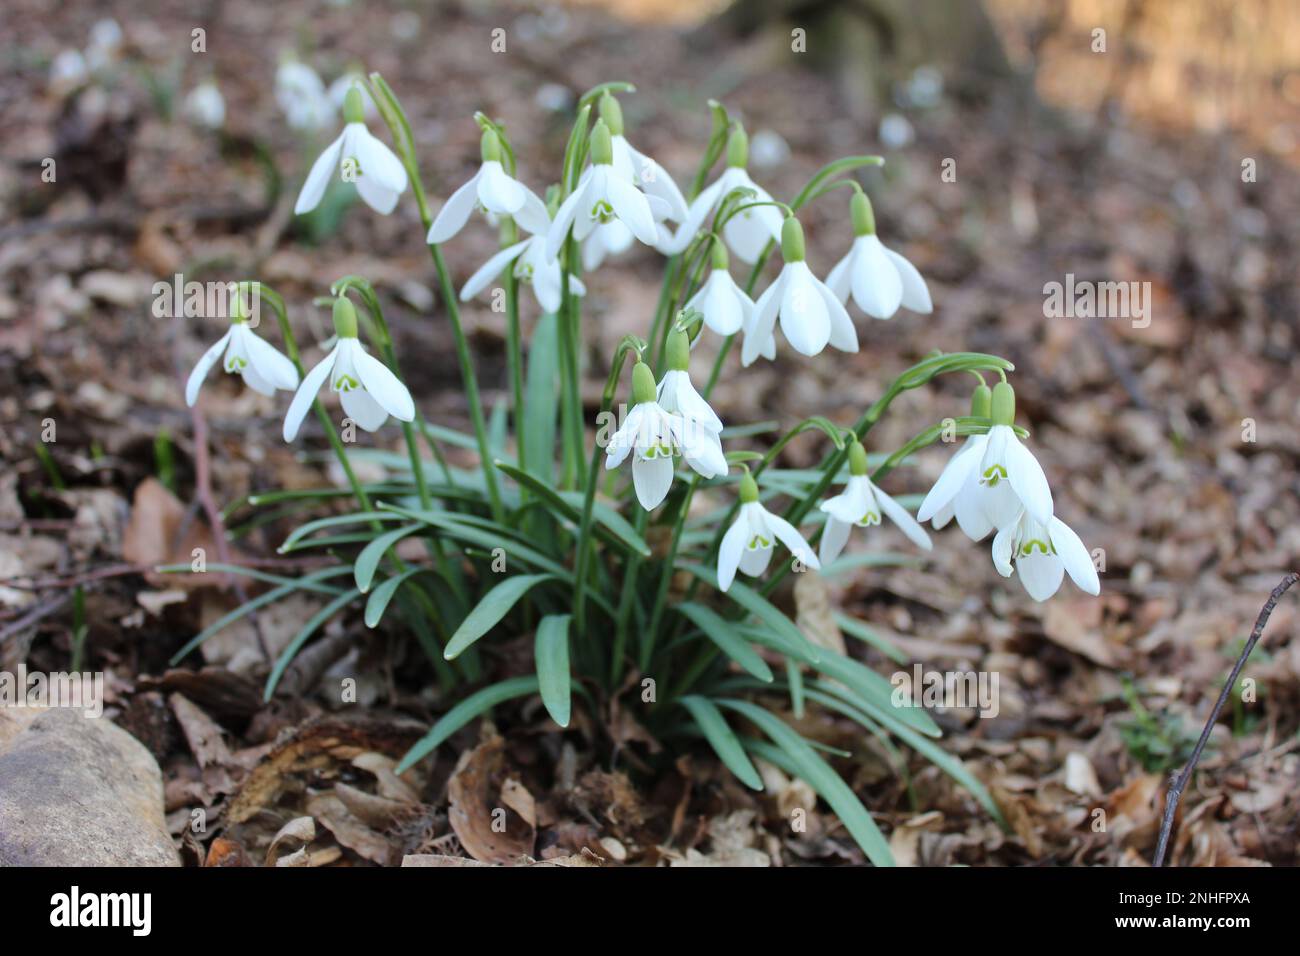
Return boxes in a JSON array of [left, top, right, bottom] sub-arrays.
[[718, 471, 820, 591], [283, 298, 415, 441], [606, 360, 720, 510], [460, 206, 586, 314], [545, 119, 659, 262], [741, 217, 858, 365], [183, 81, 226, 129], [85, 19, 123, 73], [600, 92, 688, 224], [992, 509, 1100, 601], [669, 125, 783, 263], [49, 49, 88, 94], [916, 382, 1054, 534], [275, 60, 333, 132], [655, 330, 727, 479], [427, 128, 537, 243], [186, 309, 298, 407], [294, 87, 408, 215], [826, 191, 932, 320], [818, 440, 931, 565], [682, 242, 753, 337]]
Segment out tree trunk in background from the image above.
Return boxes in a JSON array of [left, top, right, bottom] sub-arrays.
[[705, 0, 1026, 119]]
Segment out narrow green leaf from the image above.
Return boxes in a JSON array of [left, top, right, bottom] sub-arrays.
[[496, 461, 652, 558], [396, 676, 540, 773], [379, 502, 572, 580], [444, 574, 555, 660], [169, 566, 353, 665], [721, 699, 894, 866], [679, 563, 821, 664], [787, 658, 805, 718], [676, 602, 773, 683], [279, 512, 401, 552], [365, 567, 439, 628], [354, 524, 422, 593], [534, 614, 572, 728], [834, 612, 908, 665], [679, 696, 763, 791]]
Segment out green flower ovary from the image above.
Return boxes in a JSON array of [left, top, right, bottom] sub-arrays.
[[590, 198, 615, 223], [980, 463, 1009, 487], [332, 373, 360, 393]]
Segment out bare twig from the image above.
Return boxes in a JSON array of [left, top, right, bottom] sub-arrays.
[[1152, 571, 1298, 866]]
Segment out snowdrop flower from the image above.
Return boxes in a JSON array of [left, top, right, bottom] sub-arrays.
[[718, 471, 820, 591], [920, 384, 995, 540], [655, 330, 727, 479], [683, 242, 753, 337], [992, 509, 1100, 601], [185, 299, 298, 406], [917, 382, 1054, 535], [183, 81, 226, 129], [826, 191, 932, 320], [600, 92, 688, 223], [545, 120, 659, 262], [49, 50, 88, 94], [85, 19, 123, 73], [606, 360, 716, 511], [276, 60, 333, 132], [818, 440, 931, 565], [460, 204, 586, 314], [427, 129, 537, 243], [670, 125, 783, 263], [294, 87, 408, 216], [741, 217, 858, 365], [283, 298, 415, 441]]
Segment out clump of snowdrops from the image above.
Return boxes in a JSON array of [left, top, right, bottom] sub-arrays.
[[175, 74, 1100, 865]]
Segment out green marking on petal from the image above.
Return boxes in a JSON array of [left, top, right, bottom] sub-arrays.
[[747, 535, 771, 550], [980, 464, 1008, 487], [591, 199, 615, 223], [856, 510, 881, 527], [333, 374, 360, 393]]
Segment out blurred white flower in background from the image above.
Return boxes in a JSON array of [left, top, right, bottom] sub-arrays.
[[183, 80, 226, 130], [276, 60, 333, 132]]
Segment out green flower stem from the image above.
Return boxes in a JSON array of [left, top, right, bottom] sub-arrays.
[[366, 74, 505, 524], [558, 237, 585, 490], [641, 474, 699, 671]]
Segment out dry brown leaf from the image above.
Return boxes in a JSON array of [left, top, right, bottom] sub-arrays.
[[447, 731, 535, 864]]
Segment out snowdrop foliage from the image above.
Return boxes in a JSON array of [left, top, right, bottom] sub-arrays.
[[295, 88, 408, 215]]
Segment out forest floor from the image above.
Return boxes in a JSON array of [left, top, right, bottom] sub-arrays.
[[1, 0, 1298, 866]]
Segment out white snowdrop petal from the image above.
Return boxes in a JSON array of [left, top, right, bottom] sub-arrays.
[[1004, 430, 1055, 526], [917, 434, 987, 522], [294, 132, 346, 215], [353, 126, 409, 193], [780, 263, 831, 357], [763, 511, 820, 570], [1051, 517, 1100, 595], [849, 235, 903, 319], [815, 275, 859, 353], [544, 175, 589, 261], [283, 347, 339, 442], [605, 173, 659, 245], [427, 170, 483, 243], [477, 161, 527, 215], [819, 516, 852, 566], [240, 327, 299, 391], [461, 240, 531, 302], [882, 246, 932, 313], [873, 484, 932, 551], [340, 386, 389, 432], [717, 515, 748, 592], [741, 272, 783, 366], [991, 523, 1015, 577], [825, 250, 852, 304], [351, 346, 415, 422], [355, 175, 401, 215], [632, 452, 674, 510], [1017, 551, 1064, 602], [184, 329, 233, 406]]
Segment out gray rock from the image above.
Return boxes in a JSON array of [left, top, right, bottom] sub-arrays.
[[0, 708, 179, 866]]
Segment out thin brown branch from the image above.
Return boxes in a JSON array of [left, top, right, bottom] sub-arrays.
[[1152, 571, 1299, 866]]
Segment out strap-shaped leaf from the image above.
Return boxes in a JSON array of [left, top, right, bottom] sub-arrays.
[[534, 614, 572, 728], [676, 602, 773, 683], [495, 461, 651, 558], [278, 512, 402, 552], [722, 699, 894, 866], [522, 311, 559, 482], [443, 574, 555, 660], [354, 523, 422, 593], [679, 696, 763, 791], [396, 676, 540, 773], [365, 567, 440, 628], [679, 563, 821, 664]]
